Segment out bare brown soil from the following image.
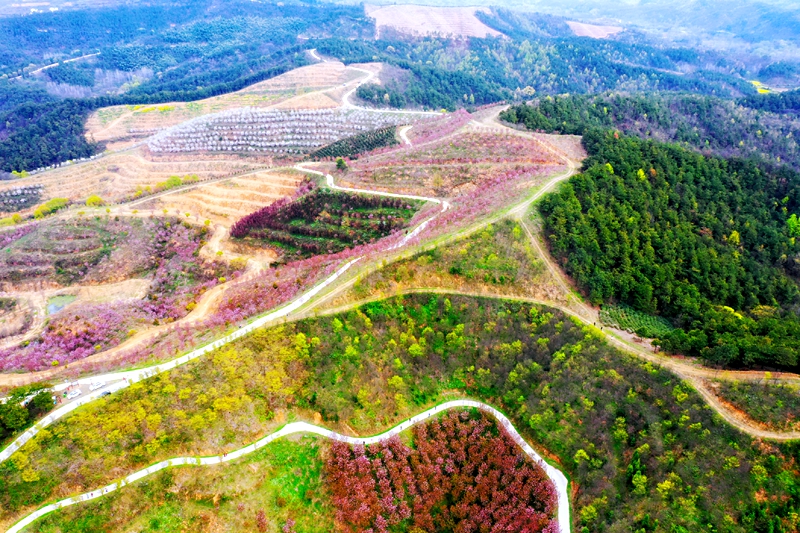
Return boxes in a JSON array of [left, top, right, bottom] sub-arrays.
[[365, 4, 503, 38], [0, 303, 30, 340], [134, 170, 303, 225], [0, 151, 265, 215], [566, 21, 623, 39]]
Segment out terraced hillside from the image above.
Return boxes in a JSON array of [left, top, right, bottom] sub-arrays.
[[0, 155, 264, 217], [141, 170, 305, 225], [342, 114, 573, 197], [84, 61, 360, 152], [146, 108, 420, 156]]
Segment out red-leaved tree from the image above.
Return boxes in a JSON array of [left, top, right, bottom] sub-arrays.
[[325, 410, 558, 533]]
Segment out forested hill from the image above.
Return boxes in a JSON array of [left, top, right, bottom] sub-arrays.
[[501, 95, 800, 169], [740, 88, 800, 114], [0, 0, 759, 173], [538, 130, 800, 370]]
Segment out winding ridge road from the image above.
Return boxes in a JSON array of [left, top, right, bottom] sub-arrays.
[[6, 400, 569, 533]]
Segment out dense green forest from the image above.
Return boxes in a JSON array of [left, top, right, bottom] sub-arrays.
[[0, 84, 53, 114], [537, 130, 800, 370], [740, 88, 800, 114], [317, 29, 751, 107], [0, 1, 369, 78], [501, 95, 800, 168], [0, 100, 98, 172], [44, 63, 95, 88]]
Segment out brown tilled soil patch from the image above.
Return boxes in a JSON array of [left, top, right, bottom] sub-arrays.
[[566, 21, 623, 39], [250, 61, 352, 90], [146, 170, 303, 225], [0, 150, 264, 214], [271, 91, 341, 110], [366, 4, 503, 38]]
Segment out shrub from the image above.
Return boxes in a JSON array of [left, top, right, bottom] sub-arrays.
[[600, 304, 674, 338], [33, 198, 69, 219], [0, 213, 22, 227], [85, 195, 104, 207]]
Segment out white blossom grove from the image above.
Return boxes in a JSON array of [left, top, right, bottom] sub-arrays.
[[147, 108, 430, 155]]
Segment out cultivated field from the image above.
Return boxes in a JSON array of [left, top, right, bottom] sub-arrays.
[[147, 108, 420, 156], [341, 120, 567, 197], [365, 4, 504, 38], [138, 170, 305, 226], [84, 62, 359, 151], [0, 152, 264, 215], [566, 20, 624, 39]]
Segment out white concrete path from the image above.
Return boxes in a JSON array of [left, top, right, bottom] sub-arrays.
[[6, 400, 570, 533], [0, 158, 449, 468], [399, 124, 413, 146], [294, 164, 450, 251], [0, 258, 360, 465]]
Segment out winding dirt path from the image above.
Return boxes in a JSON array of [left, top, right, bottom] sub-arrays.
[[310, 287, 800, 441], [0, 260, 261, 388]]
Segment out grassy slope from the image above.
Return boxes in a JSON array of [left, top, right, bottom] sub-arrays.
[[32, 437, 330, 533], [337, 219, 564, 308]]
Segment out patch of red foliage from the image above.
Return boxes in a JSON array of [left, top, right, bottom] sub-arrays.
[[326, 410, 558, 533]]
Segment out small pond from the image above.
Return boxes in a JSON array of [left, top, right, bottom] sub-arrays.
[[47, 295, 76, 315]]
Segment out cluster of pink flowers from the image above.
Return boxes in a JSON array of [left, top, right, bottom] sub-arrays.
[[0, 223, 37, 250], [230, 179, 315, 238], [326, 410, 557, 533], [70, 226, 423, 374], [0, 302, 132, 370], [0, 219, 238, 371], [408, 163, 566, 248], [406, 110, 473, 145], [353, 127, 559, 181]]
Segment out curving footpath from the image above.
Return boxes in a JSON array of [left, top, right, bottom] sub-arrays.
[[318, 286, 800, 443], [5, 400, 570, 533], [0, 258, 360, 465], [0, 153, 447, 468], [341, 66, 440, 116]]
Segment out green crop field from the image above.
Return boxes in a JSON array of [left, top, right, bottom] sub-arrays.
[[600, 304, 675, 338]]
